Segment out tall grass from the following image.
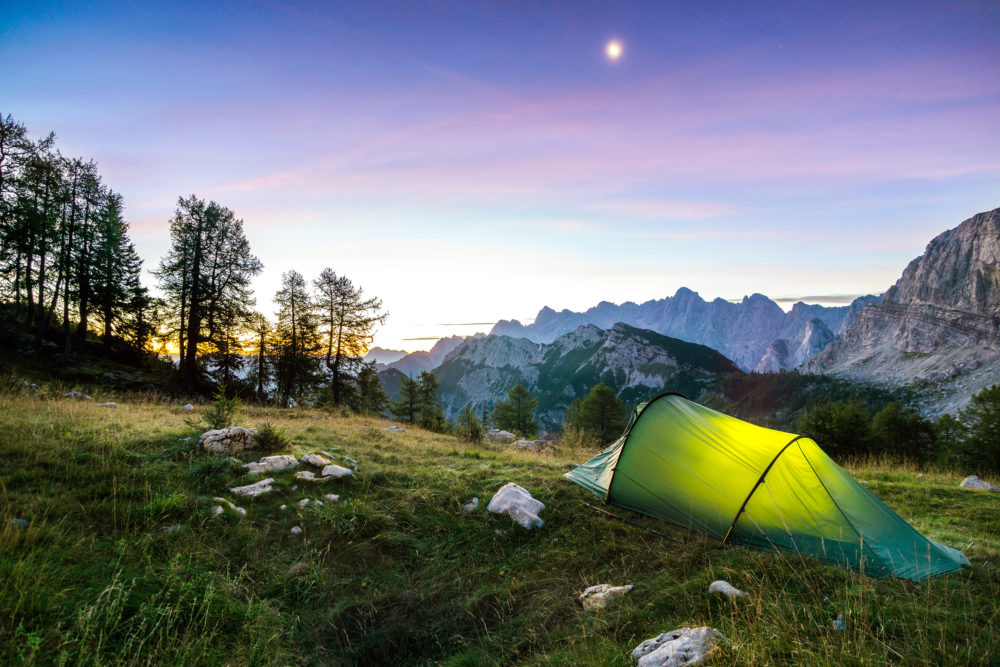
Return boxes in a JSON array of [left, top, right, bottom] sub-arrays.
[[0, 387, 997, 665]]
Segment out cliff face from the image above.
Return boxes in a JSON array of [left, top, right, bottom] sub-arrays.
[[804, 208, 1000, 414]]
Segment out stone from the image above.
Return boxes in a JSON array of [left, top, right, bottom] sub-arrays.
[[229, 478, 275, 497], [320, 464, 353, 479], [280, 504, 288, 511], [463, 497, 479, 511], [486, 482, 544, 529], [301, 453, 333, 467], [708, 580, 743, 599], [382, 426, 405, 433], [579, 583, 633, 611], [485, 429, 516, 444], [298, 498, 311, 507], [959, 475, 1000, 493], [211, 497, 247, 516], [916, 473, 927, 479], [20, 381, 40, 393], [832, 613, 845, 632], [64, 391, 92, 400], [200, 426, 260, 454], [181, 404, 194, 411], [97, 402, 117, 408], [512, 438, 549, 451], [290, 525, 302, 535], [324, 494, 340, 502], [245, 455, 298, 475], [631, 626, 722, 667]]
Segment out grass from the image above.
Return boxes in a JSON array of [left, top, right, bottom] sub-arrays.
[[1, 384, 998, 665]]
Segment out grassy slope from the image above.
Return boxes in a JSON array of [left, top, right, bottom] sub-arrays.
[[1, 386, 998, 666]]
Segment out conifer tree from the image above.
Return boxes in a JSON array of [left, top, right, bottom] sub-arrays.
[[565, 382, 626, 444], [273, 270, 319, 405], [355, 361, 389, 414], [392, 375, 420, 423], [454, 405, 484, 442], [417, 370, 447, 431], [492, 383, 538, 437]]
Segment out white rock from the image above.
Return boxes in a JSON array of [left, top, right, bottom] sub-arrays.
[[229, 478, 275, 497], [959, 475, 1000, 492], [313, 499, 324, 506], [301, 453, 333, 467], [320, 464, 353, 479], [324, 494, 340, 502], [916, 474, 927, 479], [98, 402, 117, 408], [210, 497, 246, 517], [290, 525, 302, 535], [382, 426, 405, 432], [280, 504, 288, 511], [64, 391, 91, 400], [579, 584, 633, 611], [245, 455, 298, 475], [486, 482, 544, 529], [708, 580, 743, 599], [512, 438, 549, 451], [181, 404, 194, 411], [210, 505, 224, 516], [463, 497, 479, 511], [200, 426, 260, 454], [631, 626, 722, 667], [298, 498, 311, 507], [484, 429, 516, 444]]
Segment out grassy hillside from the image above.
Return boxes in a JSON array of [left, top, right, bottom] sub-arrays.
[[1, 382, 998, 665]]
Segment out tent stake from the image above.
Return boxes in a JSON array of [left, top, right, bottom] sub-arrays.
[[582, 501, 685, 544]]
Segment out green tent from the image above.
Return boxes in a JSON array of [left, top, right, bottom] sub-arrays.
[[565, 393, 968, 581]]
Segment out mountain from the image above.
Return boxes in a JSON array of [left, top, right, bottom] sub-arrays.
[[363, 347, 408, 365], [754, 318, 835, 373], [804, 207, 1000, 415], [431, 322, 740, 430], [491, 290, 876, 372], [385, 335, 471, 377]]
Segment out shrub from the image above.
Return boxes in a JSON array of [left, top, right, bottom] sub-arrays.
[[255, 419, 289, 453], [204, 382, 240, 430]]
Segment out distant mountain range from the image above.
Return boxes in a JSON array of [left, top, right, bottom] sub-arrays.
[[491, 290, 878, 372], [805, 207, 1000, 415]]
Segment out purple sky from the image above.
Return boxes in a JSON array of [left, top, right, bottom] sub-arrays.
[[3, 0, 999, 350]]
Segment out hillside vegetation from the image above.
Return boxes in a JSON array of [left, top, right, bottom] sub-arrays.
[[1, 384, 999, 665]]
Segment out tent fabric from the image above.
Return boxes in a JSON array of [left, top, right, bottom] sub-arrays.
[[565, 393, 969, 581]]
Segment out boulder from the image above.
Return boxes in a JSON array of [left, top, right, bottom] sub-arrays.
[[200, 426, 260, 454], [631, 627, 722, 667], [97, 402, 117, 408], [294, 470, 333, 483], [486, 482, 544, 529], [229, 478, 275, 497], [485, 429, 516, 444], [181, 404, 195, 411], [324, 494, 340, 502], [20, 381, 40, 393], [245, 455, 298, 475], [64, 391, 92, 400], [321, 464, 353, 479], [382, 426, 405, 433], [579, 583, 633, 611], [512, 438, 549, 451], [301, 453, 333, 467], [959, 475, 1000, 492], [290, 525, 302, 535], [708, 580, 743, 600]]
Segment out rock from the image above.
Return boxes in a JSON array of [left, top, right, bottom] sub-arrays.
[[463, 497, 479, 511], [832, 613, 845, 632], [579, 583, 633, 611], [245, 455, 298, 475], [20, 381, 40, 393], [200, 426, 260, 454], [229, 478, 275, 497], [959, 475, 1000, 493], [324, 494, 340, 502], [97, 402, 117, 408], [916, 473, 927, 479], [290, 525, 302, 535], [485, 429, 516, 444], [211, 497, 247, 516], [280, 504, 288, 511], [486, 482, 544, 529], [708, 580, 743, 599], [382, 426, 405, 432], [9, 518, 29, 527], [210, 504, 224, 516], [301, 453, 333, 467], [320, 464, 353, 479], [512, 438, 549, 451], [298, 498, 311, 507], [162, 524, 182, 534], [631, 626, 722, 667], [181, 404, 194, 411], [64, 391, 91, 400]]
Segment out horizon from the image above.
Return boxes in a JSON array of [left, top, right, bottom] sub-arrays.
[[3, 1, 998, 352]]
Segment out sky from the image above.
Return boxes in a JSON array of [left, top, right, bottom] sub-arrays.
[[3, 0, 999, 351]]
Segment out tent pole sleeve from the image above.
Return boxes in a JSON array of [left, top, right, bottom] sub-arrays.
[[722, 435, 805, 545]]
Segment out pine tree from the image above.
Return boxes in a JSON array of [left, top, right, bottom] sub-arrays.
[[565, 382, 626, 444], [417, 370, 447, 431], [492, 383, 538, 437], [273, 270, 319, 405], [959, 384, 1000, 472], [454, 405, 484, 442], [392, 375, 420, 423], [355, 361, 389, 414]]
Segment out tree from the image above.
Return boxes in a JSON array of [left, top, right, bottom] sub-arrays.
[[246, 312, 275, 402], [959, 384, 1000, 472], [492, 384, 538, 437], [155, 195, 262, 393], [933, 413, 967, 467], [355, 361, 389, 414], [566, 382, 626, 443], [91, 191, 144, 350], [313, 268, 387, 407], [417, 370, 447, 431], [273, 270, 319, 405], [871, 402, 935, 461], [796, 398, 872, 460], [392, 375, 420, 423], [454, 405, 484, 443]]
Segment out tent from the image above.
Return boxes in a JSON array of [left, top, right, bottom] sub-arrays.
[[565, 393, 969, 581]]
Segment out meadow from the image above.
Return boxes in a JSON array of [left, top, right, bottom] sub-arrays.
[[1, 382, 998, 666]]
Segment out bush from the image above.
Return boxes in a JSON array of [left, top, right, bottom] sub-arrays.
[[255, 419, 289, 453], [204, 382, 240, 430], [453, 406, 484, 443]]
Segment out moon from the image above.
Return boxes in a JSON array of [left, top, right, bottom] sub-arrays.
[[606, 40, 623, 61]]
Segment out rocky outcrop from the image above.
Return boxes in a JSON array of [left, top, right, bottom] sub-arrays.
[[753, 318, 835, 373], [805, 208, 1000, 415], [386, 336, 470, 376]]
